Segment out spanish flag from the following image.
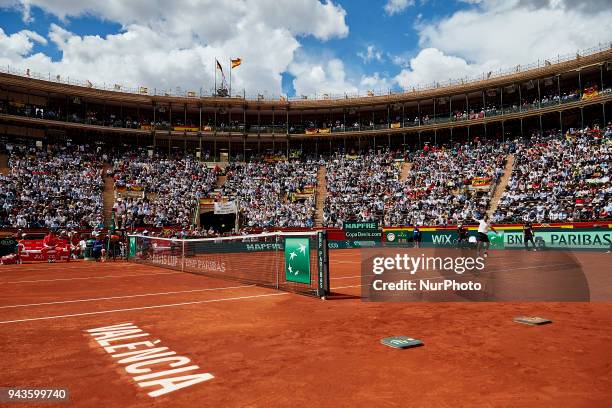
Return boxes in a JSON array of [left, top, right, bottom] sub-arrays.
[[231, 58, 242, 69]]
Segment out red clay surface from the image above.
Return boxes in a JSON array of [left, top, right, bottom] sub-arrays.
[[1, 249, 611, 407]]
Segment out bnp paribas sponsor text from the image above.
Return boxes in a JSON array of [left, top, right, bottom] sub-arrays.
[[150, 253, 226, 273]]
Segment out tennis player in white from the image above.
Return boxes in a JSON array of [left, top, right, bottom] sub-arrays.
[[472, 213, 498, 257]]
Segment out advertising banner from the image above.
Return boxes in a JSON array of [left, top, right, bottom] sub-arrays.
[[343, 221, 379, 231], [343, 221, 381, 243], [285, 238, 311, 284], [504, 230, 611, 250], [214, 201, 237, 214], [384, 228, 611, 250], [469, 177, 492, 191]]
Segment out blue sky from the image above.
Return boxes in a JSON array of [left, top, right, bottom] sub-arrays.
[[0, 6, 124, 60], [0, 0, 610, 98], [280, 0, 434, 95]]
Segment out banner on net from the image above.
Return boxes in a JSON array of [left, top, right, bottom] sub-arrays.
[[214, 201, 237, 214]]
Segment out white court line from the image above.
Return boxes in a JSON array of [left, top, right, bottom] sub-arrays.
[[331, 262, 578, 290], [0, 263, 139, 273], [332, 284, 363, 290], [329, 259, 541, 281], [0, 271, 183, 284], [330, 275, 361, 280], [0, 284, 256, 309], [0, 292, 288, 324], [330, 258, 523, 280]]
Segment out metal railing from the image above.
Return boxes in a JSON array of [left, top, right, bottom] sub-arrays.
[[1, 43, 610, 102], [1, 89, 610, 135]]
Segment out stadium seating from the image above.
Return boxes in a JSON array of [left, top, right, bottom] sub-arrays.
[[0, 144, 104, 228], [324, 150, 401, 227], [0, 123, 610, 230], [386, 143, 507, 226], [110, 154, 219, 227], [221, 161, 318, 228], [495, 127, 611, 223]]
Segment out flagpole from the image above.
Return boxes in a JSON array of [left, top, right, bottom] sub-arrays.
[[229, 58, 232, 97], [214, 59, 217, 96]]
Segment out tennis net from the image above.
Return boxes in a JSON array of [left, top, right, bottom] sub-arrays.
[[127, 231, 329, 298]]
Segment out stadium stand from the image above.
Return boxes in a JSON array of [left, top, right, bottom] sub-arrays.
[[0, 144, 104, 228], [324, 150, 401, 227], [221, 161, 319, 228], [495, 126, 612, 223], [0, 45, 610, 231], [109, 153, 219, 228], [385, 142, 507, 226]]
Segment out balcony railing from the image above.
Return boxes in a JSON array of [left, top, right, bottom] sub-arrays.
[[1, 44, 610, 102], [1, 88, 610, 135]]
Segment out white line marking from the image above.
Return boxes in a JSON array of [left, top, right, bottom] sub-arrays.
[[0, 285, 256, 309], [329, 260, 528, 280], [332, 284, 363, 290], [331, 262, 579, 290], [0, 271, 183, 284], [330, 275, 361, 280], [0, 263, 140, 274], [0, 292, 288, 324]]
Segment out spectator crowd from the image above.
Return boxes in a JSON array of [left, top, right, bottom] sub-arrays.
[[0, 122, 610, 231], [110, 154, 219, 228], [386, 143, 507, 226], [494, 126, 611, 223], [324, 150, 401, 227], [222, 161, 319, 228], [0, 144, 104, 228]]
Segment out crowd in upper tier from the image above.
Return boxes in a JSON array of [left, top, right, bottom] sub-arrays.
[[0, 122, 610, 230], [2, 85, 610, 133]]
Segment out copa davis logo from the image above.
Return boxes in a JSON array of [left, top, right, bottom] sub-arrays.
[[369, 253, 486, 292]]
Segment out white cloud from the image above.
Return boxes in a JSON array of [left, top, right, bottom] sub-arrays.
[[2, 0, 611, 97], [289, 57, 357, 97], [250, 0, 348, 41], [417, 1, 611, 65], [0, 28, 47, 59], [359, 72, 392, 93], [357, 45, 383, 64], [289, 53, 392, 97], [384, 0, 415, 16], [0, 0, 348, 95], [394, 48, 500, 89], [5, 0, 348, 42], [389, 53, 410, 68], [258, 0, 612, 96], [396, 0, 612, 90]]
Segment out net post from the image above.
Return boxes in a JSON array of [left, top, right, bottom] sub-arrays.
[[317, 230, 330, 298], [275, 233, 280, 290], [181, 240, 185, 272]]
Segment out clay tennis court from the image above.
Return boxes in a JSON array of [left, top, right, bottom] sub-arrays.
[[1, 250, 612, 407]]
